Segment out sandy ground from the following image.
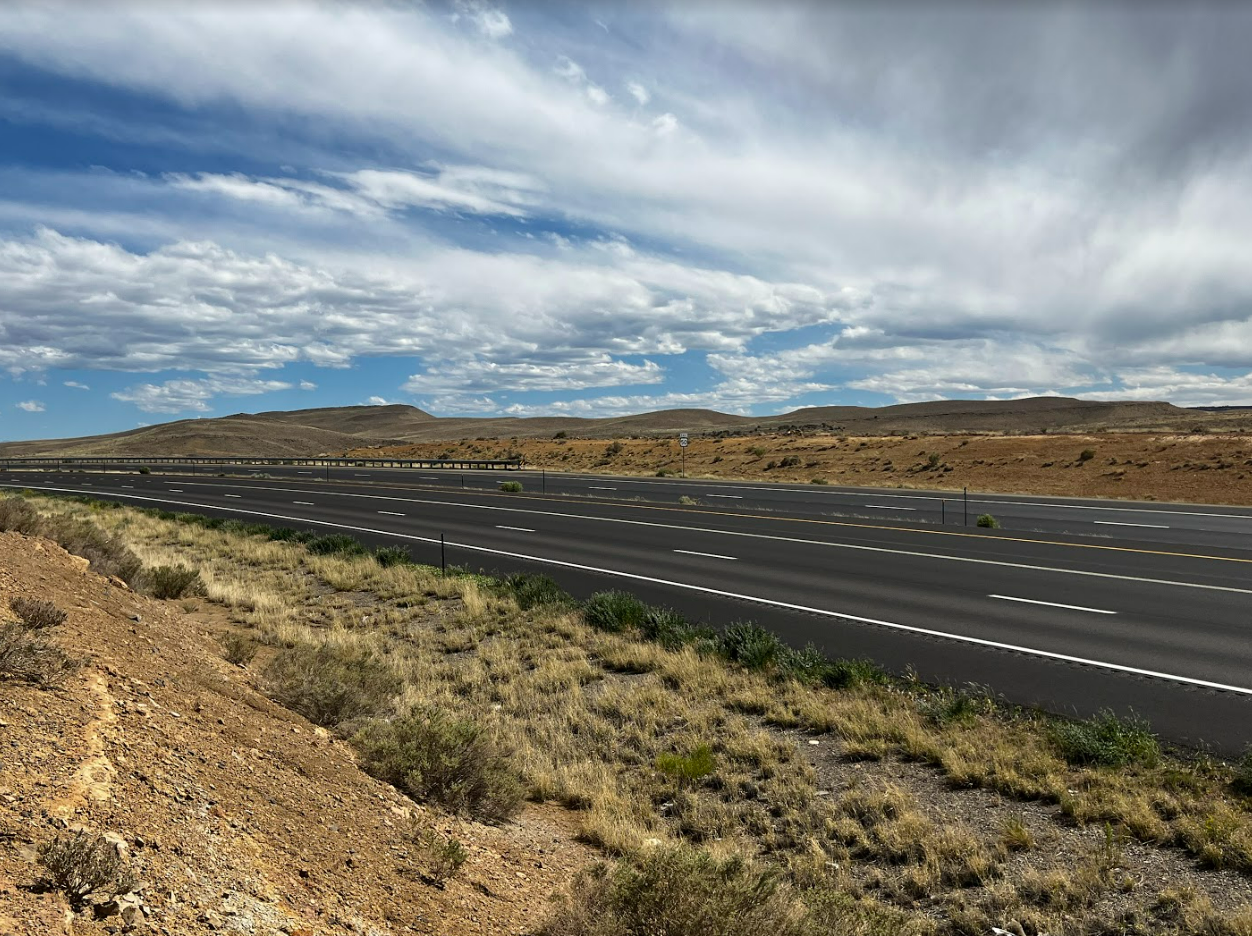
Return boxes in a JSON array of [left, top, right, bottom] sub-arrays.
[[0, 532, 591, 936]]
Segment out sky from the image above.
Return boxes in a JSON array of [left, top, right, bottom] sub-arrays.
[[1, 1, 1252, 441]]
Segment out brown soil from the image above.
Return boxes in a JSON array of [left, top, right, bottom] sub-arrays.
[[0, 532, 592, 935], [356, 432, 1252, 506]]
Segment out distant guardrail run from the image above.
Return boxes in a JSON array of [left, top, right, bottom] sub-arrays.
[[0, 456, 522, 471]]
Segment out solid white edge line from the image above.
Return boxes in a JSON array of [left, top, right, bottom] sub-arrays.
[[674, 549, 737, 561], [496, 525, 536, 532], [97, 479, 1252, 596], [16, 483, 1248, 697], [989, 594, 1117, 615], [1095, 521, 1170, 529]]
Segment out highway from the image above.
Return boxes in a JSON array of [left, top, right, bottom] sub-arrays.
[[4, 464, 1252, 752]]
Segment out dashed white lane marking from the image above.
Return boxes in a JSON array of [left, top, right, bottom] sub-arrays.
[[496, 525, 536, 532], [224, 494, 241, 498], [167, 489, 183, 493], [13, 483, 1251, 696], [297, 471, 312, 474], [377, 510, 405, 516], [1095, 521, 1170, 529], [674, 549, 737, 561], [293, 501, 315, 506], [707, 494, 743, 499], [122, 485, 134, 489], [589, 486, 617, 490], [990, 595, 1116, 615], [865, 504, 915, 510]]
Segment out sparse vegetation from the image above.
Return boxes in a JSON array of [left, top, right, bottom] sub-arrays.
[[500, 480, 524, 492], [541, 845, 808, 936], [1079, 448, 1096, 462], [141, 563, 204, 599], [0, 621, 78, 686], [501, 572, 571, 610], [1051, 709, 1160, 768], [37, 831, 138, 908], [678, 495, 701, 505], [408, 824, 468, 886], [373, 545, 412, 568], [9, 596, 67, 630], [221, 630, 259, 666], [352, 709, 524, 823], [656, 744, 716, 784], [264, 641, 401, 728], [976, 513, 999, 528], [584, 590, 650, 632]]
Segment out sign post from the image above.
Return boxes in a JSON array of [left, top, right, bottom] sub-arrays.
[[679, 432, 688, 478]]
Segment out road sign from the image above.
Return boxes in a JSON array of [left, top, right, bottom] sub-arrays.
[[679, 432, 689, 448]]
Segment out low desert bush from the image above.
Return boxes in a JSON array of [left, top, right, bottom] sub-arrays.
[[779, 455, 802, 468], [0, 622, 78, 686], [37, 831, 137, 907], [41, 515, 142, 583], [540, 845, 806, 936], [352, 709, 524, 823], [9, 596, 67, 630], [502, 572, 571, 610], [409, 824, 468, 886], [1051, 710, 1160, 768], [717, 621, 785, 671], [1079, 448, 1096, 462], [810, 477, 828, 484], [1232, 750, 1252, 797], [305, 533, 367, 557], [639, 607, 710, 650], [264, 642, 401, 728], [141, 564, 204, 600], [221, 631, 259, 666], [678, 495, 701, 506], [585, 590, 650, 633], [500, 480, 524, 493], [657, 744, 717, 784], [0, 497, 41, 534], [373, 545, 412, 568], [976, 513, 1000, 528]]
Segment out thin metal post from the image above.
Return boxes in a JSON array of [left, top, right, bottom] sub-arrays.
[[542, 469, 546, 494], [963, 487, 968, 526], [461, 474, 465, 489], [440, 533, 446, 575], [941, 500, 945, 525], [681, 448, 686, 479]]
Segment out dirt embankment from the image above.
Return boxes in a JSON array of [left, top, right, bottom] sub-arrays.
[[350, 433, 1252, 506], [0, 532, 589, 935]]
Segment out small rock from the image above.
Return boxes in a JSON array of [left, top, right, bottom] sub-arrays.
[[129, 614, 142, 623]]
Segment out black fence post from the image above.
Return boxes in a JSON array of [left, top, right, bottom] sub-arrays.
[[440, 533, 446, 575], [941, 500, 945, 525], [963, 487, 968, 526]]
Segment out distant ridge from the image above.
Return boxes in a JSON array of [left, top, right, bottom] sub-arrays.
[[0, 396, 1214, 457]]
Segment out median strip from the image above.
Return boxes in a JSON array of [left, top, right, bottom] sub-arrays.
[[989, 595, 1116, 614]]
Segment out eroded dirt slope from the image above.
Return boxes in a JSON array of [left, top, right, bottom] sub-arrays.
[[0, 532, 589, 935]]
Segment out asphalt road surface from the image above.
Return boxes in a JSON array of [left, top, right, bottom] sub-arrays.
[[5, 464, 1252, 752]]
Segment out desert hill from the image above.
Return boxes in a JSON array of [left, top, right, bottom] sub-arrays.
[[0, 396, 1232, 458]]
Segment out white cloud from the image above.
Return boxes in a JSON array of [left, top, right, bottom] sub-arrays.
[[15, 400, 45, 412], [455, 1, 512, 40], [110, 376, 292, 413], [63, 380, 90, 390], [586, 85, 610, 107], [626, 82, 650, 105], [651, 112, 678, 136], [298, 380, 317, 391], [403, 358, 663, 395], [553, 56, 586, 83]]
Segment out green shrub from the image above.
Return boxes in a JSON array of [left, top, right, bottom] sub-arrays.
[[0, 622, 78, 687], [678, 495, 700, 506], [1232, 750, 1252, 797], [137, 466, 151, 474], [267, 527, 301, 542], [539, 845, 806, 936], [717, 621, 785, 671], [374, 545, 412, 568], [221, 631, 259, 666], [656, 744, 716, 784], [142, 564, 204, 600], [264, 642, 401, 727], [927, 452, 941, 467], [655, 469, 673, 477], [502, 572, 571, 610], [410, 825, 468, 886], [819, 657, 890, 690], [1078, 448, 1096, 462], [352, 710, 523, 823], [777, 644, 831, 684], [584, 590, 650, 632], [639, 608, 710, 650], [500, 480, 524, 493], [779, 455, 802, 468], [305, 533, 367, 557], [809, 478, 828, 485], [553, 431, 568, 439], [1051, 710, 1160, 768], [976, 513, 1000, 528], [748, 446, 767, 458], [9, 597, 66, 630], [37, 831, 138, 908], [40, 516, 142, 584]]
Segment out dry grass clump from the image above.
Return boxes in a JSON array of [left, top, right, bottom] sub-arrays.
[[8, 596, 67, 630], [262, 639, 401, 728], [37, 830, 138, 908], [1, 591, 77, 688]]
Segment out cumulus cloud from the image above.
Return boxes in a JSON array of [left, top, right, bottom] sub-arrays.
[[110, 377, 292, 413], [63, 380, 90, 390], [454, 1, 512, 40], [298, 380, 317, 391], [626, 82, 650, 105], [15, 400, 45, 412], [403, 357, 663, 395]]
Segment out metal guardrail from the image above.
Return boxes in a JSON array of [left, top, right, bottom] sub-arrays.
[[0, 456, 522, 471]]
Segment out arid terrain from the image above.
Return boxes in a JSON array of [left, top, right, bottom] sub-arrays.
[[356, 432, 1252, 506], [4, 493, 1252, 934]]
